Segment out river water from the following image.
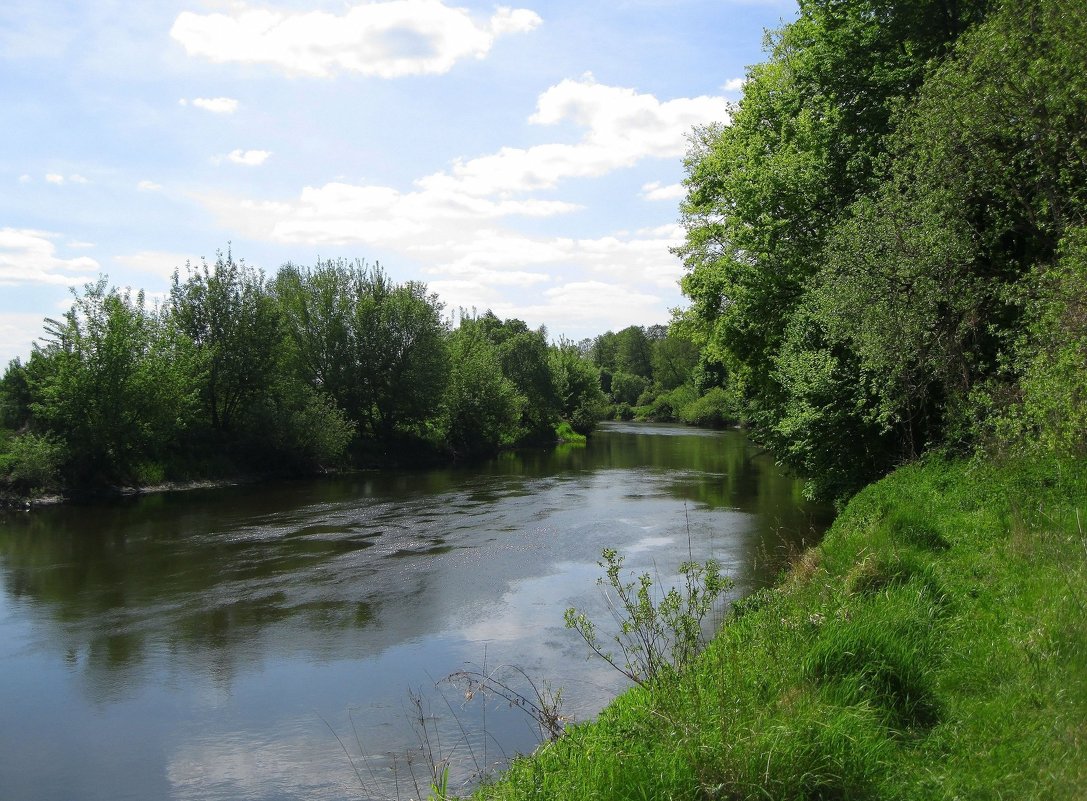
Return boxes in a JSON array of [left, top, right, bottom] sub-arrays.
[[0, 423, 827, 801]]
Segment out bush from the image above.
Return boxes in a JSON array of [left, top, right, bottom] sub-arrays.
[[678, 386, 740, 427], [1, 432, 64, 494], [646, 385, 697, 421]]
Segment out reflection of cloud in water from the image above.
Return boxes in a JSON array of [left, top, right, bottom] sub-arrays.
[[166, 719, 362, 801], [624, 534, 674, 554]]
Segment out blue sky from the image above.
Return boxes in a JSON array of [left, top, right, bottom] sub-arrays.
[[0, 0, 797, 366]]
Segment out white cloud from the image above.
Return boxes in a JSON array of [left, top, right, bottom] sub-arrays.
[[188, 96, 239, 114], [514, 280, 665, 334], [205, 77, 725, 245], [640, 181, 685, 201], [418, 75, 730, 197], [43, 173, 88, 185], [0, 312, 49, 367], [114, 250, 194, 280], [227, 149, 271, 166], [194, 78, 714, 334], [0, 228, 100, 287], [137, 180, 163, 191], [722, 77, 746, 92], [18, 174, 32, 184], [170, 1, 542, 78]]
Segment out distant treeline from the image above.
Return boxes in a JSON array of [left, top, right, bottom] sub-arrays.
[[0, 257, 607, 495], [578, 323, 741, 429]]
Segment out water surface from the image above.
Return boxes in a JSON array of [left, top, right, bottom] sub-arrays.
[[0, 423, 827, 800]]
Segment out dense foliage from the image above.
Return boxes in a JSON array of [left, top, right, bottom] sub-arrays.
[[0, 257, 604, 495], [677, 0, 1086, 500]]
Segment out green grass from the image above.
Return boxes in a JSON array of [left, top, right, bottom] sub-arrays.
[[469, 455, 1087, 800], [555, 421, 587, 445]]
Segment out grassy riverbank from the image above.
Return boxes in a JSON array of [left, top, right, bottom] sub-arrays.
[[471, 454, 1087, 800]]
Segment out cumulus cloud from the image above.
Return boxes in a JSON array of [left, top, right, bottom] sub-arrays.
[[170, 1, 542, 78], [227, 149, 271, 166], [43, 173, 88, 185], [640, 181, 685, 201], [722, 77, 746, 92], [194, 78, 718, 334], [208, 77, 726, 243], [181, 96, 239, 114], [0, 228, 100, 286], [419, 75, 730, 197]]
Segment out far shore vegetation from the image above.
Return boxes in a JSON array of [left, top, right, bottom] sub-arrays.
[[0, 259, 735, 503]]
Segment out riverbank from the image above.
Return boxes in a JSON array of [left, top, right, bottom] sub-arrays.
[[471, 454, 1087, 800]]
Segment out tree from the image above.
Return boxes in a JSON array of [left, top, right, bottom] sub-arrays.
[[675, 0, 993, 498], [443, 320, 525, 458], [32, 279, 198, 483], [549, 339, 606, 434], [170, 250, 282, 433], [473, 312, 560, 442], [275, 260, 450, 443]]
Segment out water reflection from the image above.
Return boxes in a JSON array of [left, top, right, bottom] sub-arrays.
[[0, 423, 829, 801]]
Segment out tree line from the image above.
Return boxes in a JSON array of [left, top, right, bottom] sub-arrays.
[[0, 256, 606, 495], [675, 0, 1087, 501]]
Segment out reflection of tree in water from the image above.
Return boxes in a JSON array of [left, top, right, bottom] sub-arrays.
[[0, 424, 828, 701]]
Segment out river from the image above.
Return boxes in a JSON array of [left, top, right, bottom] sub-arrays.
[[0, 422, 827, 801]]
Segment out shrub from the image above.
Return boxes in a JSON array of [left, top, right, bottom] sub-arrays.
[[678, 386, 740, 427], [564, 548, 732, 686], [2, 432, 64, 494]]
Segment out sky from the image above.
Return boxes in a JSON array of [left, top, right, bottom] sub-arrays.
[[0, 0, 798, 367]]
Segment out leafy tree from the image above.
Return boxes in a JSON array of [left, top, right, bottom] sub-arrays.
[[549, 339, 606, 434], [786, 0, 1087, 488], [0, 359, 33, 430], [32, 280, 198, 483], [472, 312, 560, 442], [170, 250, 281, 433], [651, 332, 700, 391], [275, 260, 450, 443], [443, 320, 525, 458], [610, 371, 649, 406], [675, 0, 993, 498]]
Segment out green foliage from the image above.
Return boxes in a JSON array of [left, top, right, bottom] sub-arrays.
[[31, 279, 199, 484], [470, 312, 560, 443], [549, 339, 606, 434], [998, 227, 1087, 456], [675, 0, 1086, 499], [677, 386, 739, 428], [644, 384, 697, 422], [170, 249, 281, 433], [564, 548, 732, 687], [0, 358, 33, 430], [250, 379, 356, 469], [0, 432, 63, 494], [651, 332, 700, 391], [608, 371, 647, 406], [443, 321, 525, 459], [275, 260, 450, 444]]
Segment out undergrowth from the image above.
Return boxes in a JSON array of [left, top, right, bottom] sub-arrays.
[[467, 455, 1087, 800]]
